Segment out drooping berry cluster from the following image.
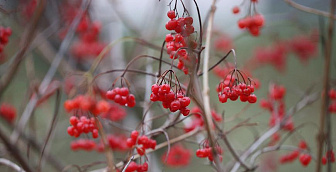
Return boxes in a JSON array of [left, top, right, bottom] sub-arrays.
[[217, 70, 257, 104], [196, 140, 223, 162], [260, 84, 294, 132], [233, 0, 264, 36], [322, 150, 335, 165], [64, 95, 110, 115], [0, 27, 12, 53], [70, 139, 96, 151], [279, 140, 307, 164], [161, 144, 191, 167], [165, 10, 197, 75], [184, 107, 222, 133], [249, 32, 318, 72], [0, 103, 16, 123], [123, 162, 148, 172], [67, 116, 99, 138], [100, 102, 127, 121], [328, 89, 336, 113], [150, 83, 190, 115], [58, 3, 106, 60], [106, 87, 136, 107], [165, 11, 195, 37], [126, 131, 156, 156], [96, 134, 129, 152]]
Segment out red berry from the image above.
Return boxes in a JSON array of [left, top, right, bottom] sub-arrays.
[[232, 6, 240, 14], [167, 10, 176, 19], [248, 94, 257, 103]]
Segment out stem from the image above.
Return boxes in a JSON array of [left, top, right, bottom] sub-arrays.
[[316, 0, 335, 171], [201, 0, 223, 171]]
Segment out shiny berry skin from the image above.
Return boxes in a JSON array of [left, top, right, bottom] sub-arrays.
[[167, 10, 176, 19]]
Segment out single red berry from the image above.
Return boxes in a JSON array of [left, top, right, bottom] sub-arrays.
[[167, 10, 176, 19], [232, 6, 240, 14]]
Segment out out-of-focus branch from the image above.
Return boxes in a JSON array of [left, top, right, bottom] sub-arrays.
[[316, 0, 335, 171], [284, 0, 336, 19], [0, 158, 25, 172], [0, 0, 46, 97], [10, 0, 91, 144]]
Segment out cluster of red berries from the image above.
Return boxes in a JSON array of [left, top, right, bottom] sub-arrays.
[[214, 34, 234, 53], [96, 134, 129, 152], [126, 131, 156, 156], [250, 32, 318, 72], [233, 0, 264, 36], [20, 0, 37, 20], [100, 103, 127, 121], [217, 74, 257, 104], [150, 84, 191, 115], [251, 42, 287, 72], [165, 11, 195, 37], [280, 140, 307, 164], [64, 95, 111, 115], [260, 84, 294, 132], [290, 35, 317, 64], [161, 144, 191, 167], [58, 3, 106, 60], [70, 139, 96, 151], [67, 116, 99, 138], [237, 14, 264, 36], [165, 10, 197, 75], [106, 87, 136, 107], [322, 150, 335, 165], [0, 27, 12, 53], [184, 107, 222, 133], [124, 162, 148, 172], [328, 89, 336, 113], [0, 103, 16, 123], [165, 33, 195, 74], [196, 141, 223, 162]]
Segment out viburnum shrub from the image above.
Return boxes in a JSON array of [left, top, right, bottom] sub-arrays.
[[0, 0, 335, 172]]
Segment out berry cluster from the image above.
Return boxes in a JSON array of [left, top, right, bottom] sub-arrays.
[[184, 107, 222, 133], [106, 87, 136, 107], [249, 32, 318, 72], [0, 103, 16, 123], [165, 10, 197, 75], [279, 140, 307, 164], [217, 71, 257, 104], [161, 144, 191, 167], [67, 116, 99, 138], [58, 3, 106, 60], [260, 84, 294, 132], [0, 27, 12, 53], [196, 140, 223, 162], [214, 34, 234, 53], [322, 150, 335, 165], [126, 131, 156, 156], [328, 89, 336, 113], [233, 0, 264, 36], [124, 162, 148, 172], [290, 35, 317, 64], [70, 139, 96, 151], [100, 103, 127, 121], [165, 11, 195, 37], [150, 83, 191, 115], [64, 95, 110, 115], [96, 134, 129, 152], [237, 14, 264, 36]]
